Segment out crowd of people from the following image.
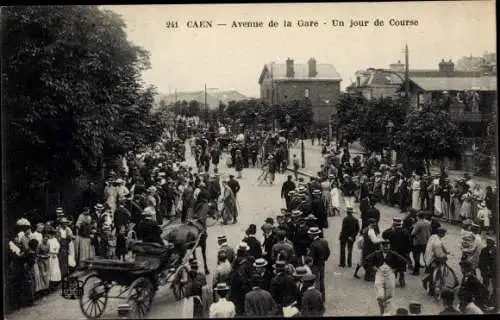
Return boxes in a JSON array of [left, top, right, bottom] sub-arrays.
[[6, 120, 498, 317]]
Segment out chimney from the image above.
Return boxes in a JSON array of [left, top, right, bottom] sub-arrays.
[[286, 58, 294, 78], [438, 59, 454, 73], [389, 60, 405, 72], [308, 58, 317, 77]]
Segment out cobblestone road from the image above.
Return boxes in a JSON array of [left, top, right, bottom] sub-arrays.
[[7, 150, 467, 319]]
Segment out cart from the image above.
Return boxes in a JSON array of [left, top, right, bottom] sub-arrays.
[[79, 242, 192, 319]]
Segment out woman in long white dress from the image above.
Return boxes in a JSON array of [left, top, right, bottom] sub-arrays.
[[47, 229, 62, 290], [320, 177, 333, 217], [330, 180, 344, 216], [411, 175, 421, 210]]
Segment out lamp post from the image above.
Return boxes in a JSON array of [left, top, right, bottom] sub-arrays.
[[386, 120, 395, 165], [301, 126, 306, 168]]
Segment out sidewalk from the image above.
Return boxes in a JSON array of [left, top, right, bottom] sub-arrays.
[[294, 139, 497, 188]]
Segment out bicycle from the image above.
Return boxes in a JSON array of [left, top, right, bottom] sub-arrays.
[[430, 255, 459, 303]]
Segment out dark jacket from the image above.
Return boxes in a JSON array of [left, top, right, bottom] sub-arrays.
[[243, 235, 263, 260], [281, 181, 296, 199], [311, 198, 327, 229], [230, 257, 253, 315], [227, 179, 241, 196], [135, 218, 163, 245], [269, 273, 298, 308], [341, 181, 357, 197], [381, 227, 412, 270], [309, 237, 330, 266], [244, 287, 278, 317], [301, 287, 325, 317], [339, 215, 360, 241]]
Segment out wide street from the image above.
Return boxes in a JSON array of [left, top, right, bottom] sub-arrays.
[[7, 149, 467, 319]]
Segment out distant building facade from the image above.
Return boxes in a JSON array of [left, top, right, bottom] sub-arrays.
[[258, 58, 342, 124]]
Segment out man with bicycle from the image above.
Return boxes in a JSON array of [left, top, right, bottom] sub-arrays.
[[422, 228, 449, 296]]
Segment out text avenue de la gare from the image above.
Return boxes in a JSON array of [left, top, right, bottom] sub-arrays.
[[165, 18, 419, 29]]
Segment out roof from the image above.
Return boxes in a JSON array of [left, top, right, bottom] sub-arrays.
[[258, 62, 342, 84], [158, 90, 249, 109], [408, 76, 497, 91]]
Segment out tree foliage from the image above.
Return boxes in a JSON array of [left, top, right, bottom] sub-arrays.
[[358, 97, 407, 154], [2, 6, 160, 219], [334, 93, 367, 143], [393, 107, 464, 161]]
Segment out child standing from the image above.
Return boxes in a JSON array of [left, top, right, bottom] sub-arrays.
[[115, 225, 128, 261]]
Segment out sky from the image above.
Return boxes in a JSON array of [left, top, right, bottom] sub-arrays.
[[103, 1, 496, 98]]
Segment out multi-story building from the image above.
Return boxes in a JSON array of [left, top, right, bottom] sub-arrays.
[[258, 58, 342, 124], [347, 57, 497, 172]]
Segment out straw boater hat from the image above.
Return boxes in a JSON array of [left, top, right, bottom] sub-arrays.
[[291, 210, 302, 219], [292, 266, 310, 278], [95, 203, 104, 210], [214, 282, 230, 292], [252, 258, 268, 268], [273, 260, 287, 272], [60, 217, 70, 224], [305, 214, 317, 221], [393, 216, 403, 227], [115, 178, 125, 184], [346, 207, 354, 214], [16, 218, 31, 227], [308, 227, 321, 235], [312, 189, 322, 196], [237, 242, 250, 251]]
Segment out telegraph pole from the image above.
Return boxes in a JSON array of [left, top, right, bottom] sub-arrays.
[[271, 62, 276, 131], [404, 44, 410, 99]]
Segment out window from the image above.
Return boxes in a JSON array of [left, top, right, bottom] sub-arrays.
[[356, 77, 361, 87], [304, 88, 310, 98]]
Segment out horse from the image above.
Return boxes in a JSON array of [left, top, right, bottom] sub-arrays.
[[161, 202, 210, 275]]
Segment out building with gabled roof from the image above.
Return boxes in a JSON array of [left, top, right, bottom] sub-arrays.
[[258, 58, 342, 125]]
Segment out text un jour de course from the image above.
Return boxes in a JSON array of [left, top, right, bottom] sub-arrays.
[[165, 19, 419, 29]]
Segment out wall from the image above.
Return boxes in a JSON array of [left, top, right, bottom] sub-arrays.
[[260, 79, 341, 124]]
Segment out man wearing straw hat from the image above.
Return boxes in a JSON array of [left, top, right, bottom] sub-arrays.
[[269, 260, 298, 315], [300, 274, 325, 316], [307, 226, 330, 301], [244, 274, 278, 317]]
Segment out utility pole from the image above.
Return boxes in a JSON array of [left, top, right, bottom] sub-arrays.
[[405, 44, 410, 99], [271, 62, 276, 131]]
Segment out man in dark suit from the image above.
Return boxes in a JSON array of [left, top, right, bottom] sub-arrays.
[[227, 174, 240, 199], [135, 210, 163, 245], [269, 261, 299, 313], [381, 217, 412, 287], [339, 207, 360, 268], [300, 274, 325, 317], [230, 243, 253, 316], [311, 189, 327, 229], [244, 274, 278, 317], [361, 198, 381, 232], [281, 175, 297, 211], [307, 227, 330, 301]]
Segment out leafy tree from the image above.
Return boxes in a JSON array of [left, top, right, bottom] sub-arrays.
[[334, 93, 367, 143], [394, 107, 464, 170], [2, 6, 159, 222], [186, 100, 201, 117], [276, 99, 314, 130], [358, 97, 407, 155]]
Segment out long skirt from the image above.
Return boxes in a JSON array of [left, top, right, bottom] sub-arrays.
[[58, 241, 69, 278], [33, 260, 48, 292], [441, 199, 451, 221], [48, 254, 62, 282], [434, 195, 442, 216], [374, 264, 396, 315], [38, 257, 50, 290], [322, 191, 333, 217], [470, 200, 479, 221], [75, 236, 95, 267], [459, 200, 472, 219], [411, 190, 420, 210], [451, 198, 461, 221]]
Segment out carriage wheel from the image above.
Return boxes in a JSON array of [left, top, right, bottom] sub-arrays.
[[79, 274, 109, 319], [127, 277, 154, 319], [172, 266, 189, 300]]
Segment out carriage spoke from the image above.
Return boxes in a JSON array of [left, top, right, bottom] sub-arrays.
[[95, 299, 104, 315]]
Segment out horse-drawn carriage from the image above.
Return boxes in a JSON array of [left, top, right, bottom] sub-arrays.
[[79, 227, 205, 319]]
